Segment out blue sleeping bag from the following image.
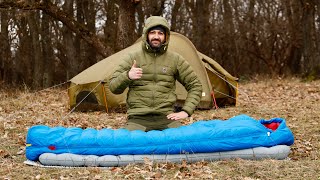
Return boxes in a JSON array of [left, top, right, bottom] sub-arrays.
[[26, 114, 294, 161]]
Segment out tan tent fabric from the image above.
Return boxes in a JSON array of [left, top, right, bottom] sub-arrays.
[[69, 32, 238, 111]]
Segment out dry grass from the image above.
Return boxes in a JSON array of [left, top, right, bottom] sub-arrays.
[[0, 77, 319, 179]]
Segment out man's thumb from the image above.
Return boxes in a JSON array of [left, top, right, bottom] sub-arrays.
[[132, 60, 137, 68]]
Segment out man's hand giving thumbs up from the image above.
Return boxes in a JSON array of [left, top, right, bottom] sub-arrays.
[[128, 60, 143, 80]]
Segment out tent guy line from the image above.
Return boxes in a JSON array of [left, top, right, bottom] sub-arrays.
[[4, 81, 70, 121], [214, 89, 236, 100], [36, 81, 70, 94], [59, 80, 104, 122], [209, 69, 249, 101]]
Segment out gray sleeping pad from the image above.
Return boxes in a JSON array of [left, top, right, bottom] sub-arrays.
[[38, 145, 291, 167]]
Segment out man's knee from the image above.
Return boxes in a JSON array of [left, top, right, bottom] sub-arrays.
[[167, 121, 182, 128], [125, 122, 147, 131]]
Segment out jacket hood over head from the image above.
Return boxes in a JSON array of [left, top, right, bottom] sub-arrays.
[[142, 16, 170, 54]]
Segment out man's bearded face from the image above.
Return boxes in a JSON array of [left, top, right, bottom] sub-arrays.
[[148, 30, 165, 48]]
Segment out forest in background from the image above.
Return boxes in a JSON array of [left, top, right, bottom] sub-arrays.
[[0, 0, 319, 89]]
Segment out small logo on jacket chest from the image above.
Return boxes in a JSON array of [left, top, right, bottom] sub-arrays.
[[162, 67, 167, 73]]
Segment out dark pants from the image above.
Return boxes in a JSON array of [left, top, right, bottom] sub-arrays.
[[125, 114, 182, 132]]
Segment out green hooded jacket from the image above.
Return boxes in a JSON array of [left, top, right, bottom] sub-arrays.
[[109, 16, 202, 116]]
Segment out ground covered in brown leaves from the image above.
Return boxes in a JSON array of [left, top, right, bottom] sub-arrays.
[[0, 77, 319, 179]]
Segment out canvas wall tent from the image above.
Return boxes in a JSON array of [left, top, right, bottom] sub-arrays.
[[68, 32, 238, 112]]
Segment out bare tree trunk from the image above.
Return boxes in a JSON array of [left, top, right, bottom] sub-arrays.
[[233, 0, 256, 75], [193, 0, 210, 54], [301, 0, 316, 74], [16, 17, 33, 85], [315, 0, 320, 74], [42, 12, 54, 88], [246, 0, 258, 74], [74, 0, 96, 70], [75, 0, 83, 70], [0, 8, 11, 82], [116, 0, 137, 51], [62, 0, 77, 79], [171, 0, 182, 32], [136, 2, 144, 35], [28, 7, 43, 88], [104, 0, 118, 50], [41, 0, 54, 87], [85, 0, 97, 65], [316, 0, 320, 54], [142, 0, 166, 17], [222, 0, 238, 75], [285, 0, 303, 75]]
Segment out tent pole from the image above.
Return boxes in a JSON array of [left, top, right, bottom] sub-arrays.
[[211, 90, 219, 109], [235, 82, 239, 106], [101, 83, 109, 113]]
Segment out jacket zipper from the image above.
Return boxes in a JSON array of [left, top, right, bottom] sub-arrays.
[[152, 53, 157, 108]]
